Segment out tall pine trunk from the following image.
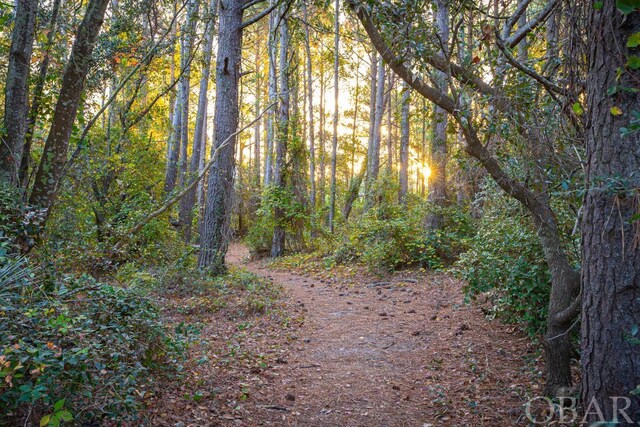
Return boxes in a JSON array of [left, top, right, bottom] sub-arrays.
[[271, 8, 289, 258], [198, 0, 244, 274], [180, 0, 216, 242], [425, 0, 449, 229], [264, 1, 278, 186], [581, 2, 640, 422], [399, 82, 410, 204], [364, 59, 385, 210], [328, 0, 340, 232], [303, 1, 316, 212]]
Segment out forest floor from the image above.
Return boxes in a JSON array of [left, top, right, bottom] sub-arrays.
[[143, 243, 543, 426]]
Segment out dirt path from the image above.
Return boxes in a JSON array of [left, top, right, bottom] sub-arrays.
[[222, 244, 541, 426]]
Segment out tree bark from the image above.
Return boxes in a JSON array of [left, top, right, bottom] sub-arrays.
[[581, 2, 640, 422], [328, 0, 340, 232], [1, 0, 38, 186], [264, 0, 278, 186], [425, 0, 449, 230], [21, 0, 61, 189], [348, 0, 580, 396], [399, 82, 410, 204], [303, 0, 316, 212], [29, 0, 110, 219], [198, 0, 244, 274], [271, 7, 289, 258], [180, 0, 216, 242], [165, 96, 183, 194], [364, 59, 385, 210]]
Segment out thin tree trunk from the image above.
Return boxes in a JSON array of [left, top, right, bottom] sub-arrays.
[[165, 96, 183, 193], [177, 0, 200, 231], [1, 0, 38, 186], [29, 0, 111, 220], [303, 0, 316, 212], [180, 0, 216, 242], [198, 0, 244, 274], [425, 0, 449, 229], [319, 63, 326, 213], [386, 70, 393, 173], [20, 0, 61, 189], [581, 2, 640, 421], [271, 7, 289, 258], [364, 59, 385, 210], [328, 0, 340, 232], [253, 31, 262, 188], [264, 1, 278, 186], [399, 81, 410, 204]]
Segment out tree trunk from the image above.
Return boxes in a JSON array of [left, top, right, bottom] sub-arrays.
[[29, 0, 110, 220], [198, 0, 244, 274], [386, 71, 393, 174], [581, 2, 640, 422], [180, 0, 215, 242], [264, 1, 278, 186], [21, 0, 61, 189], [364, 59, 385, 210], [303, 0, 316, 212], [1, 0, 38, 186], [328, 0, 340, 232], [319, 61, 326, 212], [349, 0, 580, 397], [425, 0, 449, 229], [399, 81, 410, 204], [253, 31, 262, 188], [165, 96, 183, 194], [271, 7, 289, 258]]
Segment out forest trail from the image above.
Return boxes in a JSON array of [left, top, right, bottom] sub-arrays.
[[217, 243, 540, 426]]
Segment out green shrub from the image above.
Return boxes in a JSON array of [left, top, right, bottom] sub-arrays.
[[456, 188, 551, 336], [327, 197, 472, 272], [0, 257, 192, 425], [246, 185, 309, 256]]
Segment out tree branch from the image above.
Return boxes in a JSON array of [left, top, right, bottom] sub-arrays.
[[505, 0, 559, 48], [112, 102, 276, 251], [495, 33, 567, 95], [240, 0, 279, 29]]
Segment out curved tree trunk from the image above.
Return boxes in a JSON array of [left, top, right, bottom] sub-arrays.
[[30, 0, 110, 220]]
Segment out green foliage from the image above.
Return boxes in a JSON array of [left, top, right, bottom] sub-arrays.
[[0, 257, 192, 424], [456, 188, 551, 336], [246, 185, 309, 256], [325, 193, 472, 273], [0, 186, 44, 258]]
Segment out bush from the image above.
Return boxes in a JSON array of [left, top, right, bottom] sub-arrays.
[[327, 197, 472, 272], [246, 185, 309, 256], [0, 257, 191, 425], [456, 188, 551, 336]]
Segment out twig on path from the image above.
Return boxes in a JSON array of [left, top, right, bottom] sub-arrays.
[[383, 341, 396, 350], [295, 364, 321, 369], [261, 405, 290, 412]]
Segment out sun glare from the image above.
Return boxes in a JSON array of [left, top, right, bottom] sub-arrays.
[[422, 165, 432, 179]]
